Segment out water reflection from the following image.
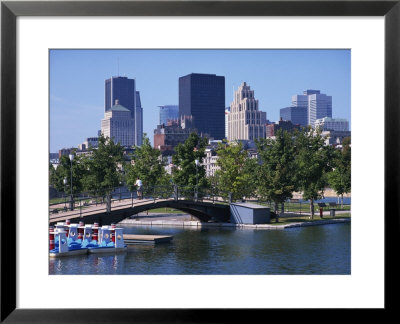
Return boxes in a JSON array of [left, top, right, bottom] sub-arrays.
[[49, 223, 350, 275]]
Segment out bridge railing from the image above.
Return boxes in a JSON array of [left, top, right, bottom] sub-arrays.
[[49, 185, 175, 218], [49, 184, 351, 221], [49, 195, 111, 219], [171, 185, 232, 204], [48, 184, 235, 219]]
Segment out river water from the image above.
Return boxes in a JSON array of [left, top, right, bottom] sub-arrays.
[[49, 223, 350, 275]]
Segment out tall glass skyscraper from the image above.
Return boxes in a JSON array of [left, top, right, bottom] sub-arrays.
[[291, 90, 332, 127], [105, 76, 135, 113], [307, 92, 332, 127], [104, 76, 143, 146], [158, 105, 179, 125], [179, 73, 225, 140]]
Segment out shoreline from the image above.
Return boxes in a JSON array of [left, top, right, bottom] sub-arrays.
[[119, 213, 351, 230]]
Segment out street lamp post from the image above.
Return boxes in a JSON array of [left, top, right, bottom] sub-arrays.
[[195, 159, 200, 202], [69, 153, 75, 211], [63, 178, 68, 209], [119, 165, 125, 202]]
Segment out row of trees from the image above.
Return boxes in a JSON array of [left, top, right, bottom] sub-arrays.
[[214, 128, 350, 219], [50, 134, 170, 199], [50, 128, 351, 219], [49, 132, 207, 206]]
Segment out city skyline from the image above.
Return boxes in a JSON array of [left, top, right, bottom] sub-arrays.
[[50, 49, 351, 153]]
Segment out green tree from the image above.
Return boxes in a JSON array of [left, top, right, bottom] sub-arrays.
[[328, 137, 351, 207], [294, 128, 335, 219], [49, 154, 85, 196], [172, 132, 208, 198], [81, 135, 124, 211], [125, 134, 171, 197], [256, 129, 296, 222], [49, 162, 61, 191], [214, 141, 257, 201]]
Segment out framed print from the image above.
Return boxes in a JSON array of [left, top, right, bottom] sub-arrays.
[[1, 0, 399, 322]]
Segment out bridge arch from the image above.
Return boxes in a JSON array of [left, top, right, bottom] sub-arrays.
[[49, 199, 231, 226]]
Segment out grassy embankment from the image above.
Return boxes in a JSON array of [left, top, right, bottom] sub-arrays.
[[268, 213, 351, 226], [258, 201, 351, 213], [146, 207, 185, 214]]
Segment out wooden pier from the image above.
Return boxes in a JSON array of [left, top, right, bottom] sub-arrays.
[[123, 234, 173, 245]]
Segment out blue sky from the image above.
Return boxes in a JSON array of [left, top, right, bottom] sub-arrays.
[[50, 49, 351, 153]]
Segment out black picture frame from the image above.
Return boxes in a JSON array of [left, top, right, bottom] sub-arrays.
[[1, 0, 398, 322]]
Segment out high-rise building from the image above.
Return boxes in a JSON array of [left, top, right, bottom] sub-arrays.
[[291, 94, 308, 108], [225, 107, 230, 139], [101, 100, 135, 147], [228, 82, 266, 141], [104, 76, 143, 146], [314, 117, 349, 132], [308, 92, 332, 127], [291, 90, 332, 127], [280, 106, 307, 127], [158, 105, 179, 125], [179, 73, 225, 140], [105, 76, 135, 113], [135, 91, 143, 146]]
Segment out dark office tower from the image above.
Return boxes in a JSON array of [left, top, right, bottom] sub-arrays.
[[105, 76, 136, 115], [104, 76, 143, 146], [179, 73, 225, 140]]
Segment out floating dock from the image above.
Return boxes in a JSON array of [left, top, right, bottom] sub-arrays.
[[123, 234, 173, 245]]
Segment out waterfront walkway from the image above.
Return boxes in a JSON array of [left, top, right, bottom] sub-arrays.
[[119, 217, 350, 230]]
